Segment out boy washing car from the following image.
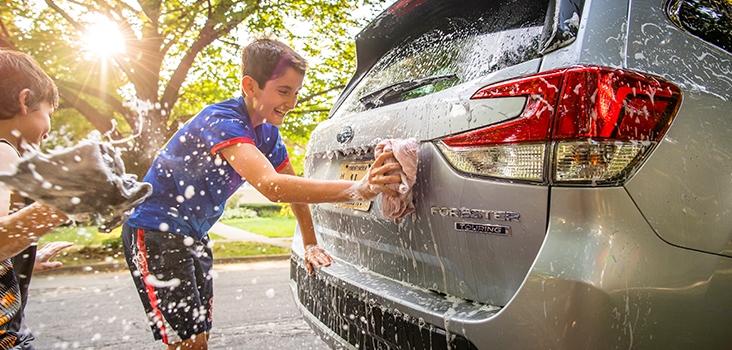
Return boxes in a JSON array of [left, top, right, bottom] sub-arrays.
[[122, 38, 402, 350]]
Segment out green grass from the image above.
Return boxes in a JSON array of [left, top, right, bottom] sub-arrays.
[[208, 232, 226, 240], [39, 225, 121, 246], [38, 217, 295, 247], [220, 217, 296, 238], [211, 241, 289, 257], [51, 241, 289, 266], [38, 221, 292, 267]]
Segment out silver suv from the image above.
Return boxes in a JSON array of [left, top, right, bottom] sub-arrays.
[[290, 0, 732, 349]]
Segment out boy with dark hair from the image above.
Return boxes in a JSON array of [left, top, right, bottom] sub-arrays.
[[0, 48, 71, 350], [122, 38, 401, 350]]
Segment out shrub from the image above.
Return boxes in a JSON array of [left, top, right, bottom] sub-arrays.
[[221, 207, 258, 220], [279, 203, 294, 218], [225, 192, 244, 210], [240, 203, 283, 218]]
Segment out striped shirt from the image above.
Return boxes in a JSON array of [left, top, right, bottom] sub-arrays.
[[0, 139, 23, 349]]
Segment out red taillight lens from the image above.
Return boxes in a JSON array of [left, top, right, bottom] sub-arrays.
[[443, 72, 563, 147], [437, 66, 682, 184], [553, 67, 679, 141]]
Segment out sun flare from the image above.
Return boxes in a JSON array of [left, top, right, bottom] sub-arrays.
[[82, 17, 125, 57]]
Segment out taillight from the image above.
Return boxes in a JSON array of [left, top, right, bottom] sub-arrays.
[[437, 65, 682, 185]]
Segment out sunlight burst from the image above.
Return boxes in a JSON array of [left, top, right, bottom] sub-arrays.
[[82, 17, 125, 58]]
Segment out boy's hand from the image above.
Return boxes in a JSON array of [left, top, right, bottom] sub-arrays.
[[356, 151, 402, 200], [304, 245, 334, 274], [34, 241, 73, 272]]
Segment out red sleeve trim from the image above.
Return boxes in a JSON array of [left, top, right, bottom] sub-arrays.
[[275, 156, 290, 172], [211, 137, 255, 155]]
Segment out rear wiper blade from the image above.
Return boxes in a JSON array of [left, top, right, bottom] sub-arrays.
[[359, 74, 458, 110]]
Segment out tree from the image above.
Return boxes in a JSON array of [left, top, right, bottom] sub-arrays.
[[1, 0, 385, 176]]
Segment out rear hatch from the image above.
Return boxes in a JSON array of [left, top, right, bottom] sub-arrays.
[[305, 0, 584, 306]]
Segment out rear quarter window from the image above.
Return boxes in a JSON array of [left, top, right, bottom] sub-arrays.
[[667, 0, 732, 53]]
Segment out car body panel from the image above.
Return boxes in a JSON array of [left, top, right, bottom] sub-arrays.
[[541, 0, 629, 71], [293, 187, 732, 349], [623, 0, 732, 257], [307, 136, 548, 306]]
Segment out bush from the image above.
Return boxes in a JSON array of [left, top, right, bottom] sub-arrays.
[[279, 203, 294, 218], [240, 203, 283, 218], [225, 192, 244, 210], [221, 206, 258, 220]]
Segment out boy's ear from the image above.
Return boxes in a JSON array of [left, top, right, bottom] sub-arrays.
[[241, 76, 259, 98], [18, 89, 31, 115]]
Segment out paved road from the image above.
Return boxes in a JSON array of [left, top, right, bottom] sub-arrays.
[[25, 260, 331, 350]]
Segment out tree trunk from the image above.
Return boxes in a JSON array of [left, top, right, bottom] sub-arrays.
[[120, 109, 171, 179]]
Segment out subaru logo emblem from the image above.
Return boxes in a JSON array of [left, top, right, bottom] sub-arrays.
[[336, 125, 354, 143]]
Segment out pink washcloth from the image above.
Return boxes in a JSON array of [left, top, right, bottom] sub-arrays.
[[374, 138, 419, 221]]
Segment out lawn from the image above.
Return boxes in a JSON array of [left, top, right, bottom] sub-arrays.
[[39, 225, 122, 247], [37, 218, 294, 267], [219, 217, 297, 238], [49, 240, 289, 266], [211, 241, 289, 257], [39, 216, 296, 247]]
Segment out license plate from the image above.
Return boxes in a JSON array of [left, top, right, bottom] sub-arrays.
[[335, 161, 373, 211]]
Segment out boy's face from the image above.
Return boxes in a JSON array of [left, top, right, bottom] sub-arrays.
[[248, 66, 304, 126], [18, 101, 53, 147]]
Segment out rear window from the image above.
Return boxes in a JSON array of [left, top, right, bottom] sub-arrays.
[[331, 0, 549, 119], [668, 0, 732, 53]]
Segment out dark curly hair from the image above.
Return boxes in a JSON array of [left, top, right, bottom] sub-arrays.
[[0, 49, 58, 120]]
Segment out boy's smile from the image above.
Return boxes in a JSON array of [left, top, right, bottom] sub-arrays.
[[245, 66, 304, 127], [11, 100, 53, 149], [25, 102, 53, 146]]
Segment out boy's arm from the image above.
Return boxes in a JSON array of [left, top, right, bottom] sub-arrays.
[[278, 162, 333, 274], [0, 142, 68, 261], [0, 143, 17, 217], [0, 202, 68, 261], [220, 143, 401, 204]]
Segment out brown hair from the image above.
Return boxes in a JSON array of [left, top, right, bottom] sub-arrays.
[[0, 49, 58, 120], [240, 39, 308, 91]]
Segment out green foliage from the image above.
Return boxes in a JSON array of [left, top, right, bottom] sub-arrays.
[[225, 191, 244, 210], [173, 43, 242, 121], [279, 203, 294, 218], [240, 203, 284, 218], [2, 0, 390, 174], [223, 191, 260, 219], [221, 206, 259, 220]]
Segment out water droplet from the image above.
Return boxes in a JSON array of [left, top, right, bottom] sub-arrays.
[[144, 275, 181, 288], [184, 185, 195, 199]]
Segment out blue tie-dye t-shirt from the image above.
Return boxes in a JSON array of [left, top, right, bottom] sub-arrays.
[[126, 96, 289, 240]]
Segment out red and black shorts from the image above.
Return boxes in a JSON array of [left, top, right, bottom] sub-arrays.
[[122, 223, 214, 345]]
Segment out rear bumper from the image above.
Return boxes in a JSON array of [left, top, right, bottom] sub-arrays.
[[290, 256, 486, 350], [290, 187, 732, 349]]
